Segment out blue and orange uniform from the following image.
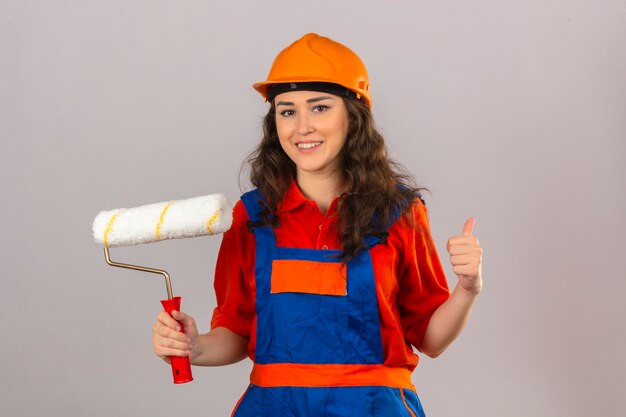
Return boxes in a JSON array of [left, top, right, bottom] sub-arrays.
[[211, 182, 450, 416]]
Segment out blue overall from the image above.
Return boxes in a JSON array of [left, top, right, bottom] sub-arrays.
[[232, 189, 425, 417]]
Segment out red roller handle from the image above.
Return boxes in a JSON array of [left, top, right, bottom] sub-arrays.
[[160, 296, 193, 384]]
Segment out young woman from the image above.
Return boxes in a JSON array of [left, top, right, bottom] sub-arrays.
[[152, 33, 483, 417]]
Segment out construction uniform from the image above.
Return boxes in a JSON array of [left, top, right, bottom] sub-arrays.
[[211, 181, 450, 416]]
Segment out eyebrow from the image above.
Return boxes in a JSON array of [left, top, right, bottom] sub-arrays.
[[275, 95, 335, 107]]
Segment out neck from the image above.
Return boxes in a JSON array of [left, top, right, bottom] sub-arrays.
[[296, 171, 343, 214]]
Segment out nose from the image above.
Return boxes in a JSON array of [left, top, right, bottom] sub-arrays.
[[296, 112, 314, 136]]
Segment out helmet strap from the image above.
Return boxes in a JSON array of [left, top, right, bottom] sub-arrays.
[[267, 82, 358, 102]]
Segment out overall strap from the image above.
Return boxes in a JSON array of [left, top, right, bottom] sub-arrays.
[[240, 189, 278, 247], [363, 194, 419, 249]]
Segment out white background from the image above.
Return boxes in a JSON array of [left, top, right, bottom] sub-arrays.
[[1, 1, 625, 416]]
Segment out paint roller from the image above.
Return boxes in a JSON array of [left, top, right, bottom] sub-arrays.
[[92, 194, 232, 384]]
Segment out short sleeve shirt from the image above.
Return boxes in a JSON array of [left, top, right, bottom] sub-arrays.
[[211, 181, 450, 371]]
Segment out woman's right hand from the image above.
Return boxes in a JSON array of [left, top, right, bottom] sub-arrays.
[[152, 310, 199, 364]]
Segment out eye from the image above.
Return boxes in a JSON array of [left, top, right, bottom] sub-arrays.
[[312, 105, 329, 112], [279, 109, 295, 117]]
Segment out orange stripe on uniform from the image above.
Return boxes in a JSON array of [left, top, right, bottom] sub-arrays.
[[230, 384, 250, 417], [271, 259, 346, 296], [250, 363, 415, 390], [400, 388, 417, 417]]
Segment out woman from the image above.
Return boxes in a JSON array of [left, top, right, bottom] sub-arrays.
[[152, 33, 483, 416]]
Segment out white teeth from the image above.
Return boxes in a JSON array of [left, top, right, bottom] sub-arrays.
[[297, 142, 322, 149]]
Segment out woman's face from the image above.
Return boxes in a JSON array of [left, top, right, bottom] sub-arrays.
[[274, 90, 349, 180]]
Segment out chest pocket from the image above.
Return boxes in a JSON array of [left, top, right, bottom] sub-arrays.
[[271, 259, 347, 296]]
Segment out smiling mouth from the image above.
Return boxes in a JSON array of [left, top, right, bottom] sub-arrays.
[[297, 142, 322, 149]]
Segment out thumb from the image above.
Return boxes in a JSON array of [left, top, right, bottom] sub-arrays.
[[171, 310, 195, 327], [462, 217, 476, 236]]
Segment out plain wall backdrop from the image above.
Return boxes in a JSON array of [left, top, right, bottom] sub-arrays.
[[1, 1, 625, 416]]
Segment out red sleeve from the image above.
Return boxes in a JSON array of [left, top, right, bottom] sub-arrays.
[[396, 200, 450, 350], [210, 200, 256, 339]]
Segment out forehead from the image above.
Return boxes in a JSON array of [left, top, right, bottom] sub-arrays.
[[274, 90, 339, 104]]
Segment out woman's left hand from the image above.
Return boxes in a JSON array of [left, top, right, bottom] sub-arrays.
[[446, 217, 483, 295]]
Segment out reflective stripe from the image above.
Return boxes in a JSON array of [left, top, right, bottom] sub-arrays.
[[230, 385, 250, 417], [250, 363, 415, 389], [400, 388, 417, 417], [271, 259, 346, 295]]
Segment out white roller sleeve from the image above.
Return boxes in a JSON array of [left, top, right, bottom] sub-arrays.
[[92, 194, 233, 247]]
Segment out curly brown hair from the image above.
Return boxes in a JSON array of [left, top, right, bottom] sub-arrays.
[[243, 98, 427, 262]]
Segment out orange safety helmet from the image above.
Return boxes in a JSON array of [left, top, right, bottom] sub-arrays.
[[253, 33, 372, 108]]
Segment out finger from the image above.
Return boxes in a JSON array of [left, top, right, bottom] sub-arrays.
[[453, 264, 480, 277], [153, 332, 191, 351], [447, 236, 480, 253], [157, 311, 182, 332], [154, 343, 192, 359], [450, 254, 479, 266], [171, 310, 198, 334], [462, 217, 475, 236], [448, 244, 478, 256], [171, 310, 191, 325], [153, 322, 190, 343]]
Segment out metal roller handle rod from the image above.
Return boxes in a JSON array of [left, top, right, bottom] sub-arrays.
[[103, 246, 173, 299]]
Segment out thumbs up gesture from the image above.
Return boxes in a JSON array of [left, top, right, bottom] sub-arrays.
[[446, 217, 483, 294]]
